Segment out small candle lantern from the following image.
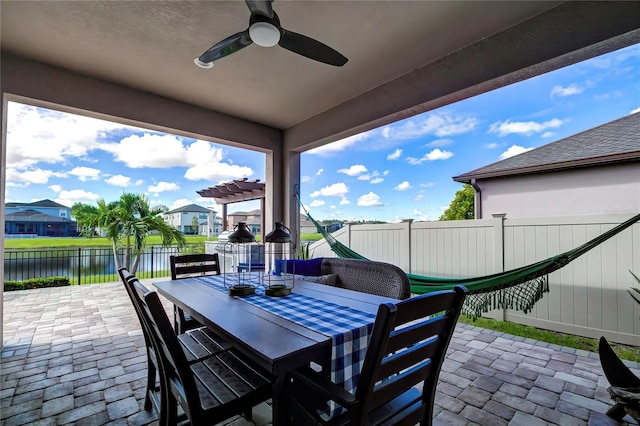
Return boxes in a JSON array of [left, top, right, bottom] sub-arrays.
[[223, 222, 261, 296], [263, 222, 295, 297]]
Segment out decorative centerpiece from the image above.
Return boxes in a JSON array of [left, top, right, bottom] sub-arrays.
[[223, 222, 261, 296], [263, 222, 295, 297]]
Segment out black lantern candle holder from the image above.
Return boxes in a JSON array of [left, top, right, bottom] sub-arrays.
[[223, 222, 262, 296], [263, 222, 296, 297]]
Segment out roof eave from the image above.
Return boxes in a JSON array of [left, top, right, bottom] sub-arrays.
[[453, 151, 640, 183]]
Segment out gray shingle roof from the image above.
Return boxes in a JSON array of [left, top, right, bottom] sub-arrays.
[[5, 210, 75, 223], [6, 199, 69, 209], [165, 204, 210, 214], [454, 112, 640, 182]]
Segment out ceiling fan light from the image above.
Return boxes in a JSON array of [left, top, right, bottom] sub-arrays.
[[249, 22, 280, 47], [194, 57, 214, 69]]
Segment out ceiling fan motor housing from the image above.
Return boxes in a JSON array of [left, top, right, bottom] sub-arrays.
[[249, 12, 282, 47]]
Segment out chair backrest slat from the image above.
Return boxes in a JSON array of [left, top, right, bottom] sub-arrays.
[[384, 316, 448, 354], [372, 361, 433, 408], [377, 335, 438, 379], [355, 286, 467, 420], [171, 253, 220, 280]]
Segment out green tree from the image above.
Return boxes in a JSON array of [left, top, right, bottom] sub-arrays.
[[72, 193, 186, 273], [191, 216, 199, 234], [439, 184, 475, 221]]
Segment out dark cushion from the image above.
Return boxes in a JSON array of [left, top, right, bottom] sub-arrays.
[[275, 258, 323, 276]]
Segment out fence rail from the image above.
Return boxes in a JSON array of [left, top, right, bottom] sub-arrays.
[[3, 245, 198, 285]]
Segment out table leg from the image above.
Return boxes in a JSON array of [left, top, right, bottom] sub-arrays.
[[271, 374, 289, 426]]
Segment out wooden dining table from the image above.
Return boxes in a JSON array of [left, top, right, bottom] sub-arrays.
[[154, 275, 398, 425]]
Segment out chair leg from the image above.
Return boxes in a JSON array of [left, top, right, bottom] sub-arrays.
[[144, 354, 156, 411], [174, 306, 185, 334], [606, 402, 627, 421]]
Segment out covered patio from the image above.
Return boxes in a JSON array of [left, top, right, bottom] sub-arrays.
[[2, 1, 640, 424], [2, 282, 637, 425]]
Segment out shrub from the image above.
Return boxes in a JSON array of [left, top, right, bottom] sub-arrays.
[[4, 276, 71, 291], [3, 281, 25, 291]]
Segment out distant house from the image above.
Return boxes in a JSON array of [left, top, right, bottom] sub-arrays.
[[163, 204, 220, 236], [227, 209, 262, 234], [4, 199, 76, 236], [453, 113, 640, 218]]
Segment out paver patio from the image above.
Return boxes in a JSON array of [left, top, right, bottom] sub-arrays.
[[1, 282, 638, 425]]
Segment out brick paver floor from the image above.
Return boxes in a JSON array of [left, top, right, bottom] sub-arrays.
[[2, 282, 638, 425]]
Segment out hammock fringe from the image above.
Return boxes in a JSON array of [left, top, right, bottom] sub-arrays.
[[299, 196, 639, 317]]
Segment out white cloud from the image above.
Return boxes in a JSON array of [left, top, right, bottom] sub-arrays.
[[338, 164, 367, 176], [301, 176, 312, 183], [135, 179, 145, 186], [370, 177, 384, 184], [394, 181, 412, 191], [100, 136, 253, 181], [105, 174, 132, 187], [309, 183, 349, 198], [316, 168, 324, 176], [48, 185, 63, 193], [54, 189, 100, 206], [426, 139, 453, 147], [414, 194, 424, 202], [488, 118, 563, 137], [541, 132, 555, 138], [306, 132, 373, 156], [486, 142, 499, 149], [310, 200, 325, 207], [413, 209, 430, 221], [387, 149, 402, 160], [148, 181, 180, 192], [6, 102, 125, 168], [499, 145, 534, 160], [550, 84, 584, 97], [382, 112, 478, 139], [6, 168, 65, 185], [339, 197, 351, 205], [631, 107, 640, 114], [419, 182, 435, 188], [68, 166, 100, 181], [357, 192, 383, 207], [169, 199, 193, 210], [406, 148, 454, 165]]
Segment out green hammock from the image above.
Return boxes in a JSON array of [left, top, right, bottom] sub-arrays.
[[302, 207, 640, 317]]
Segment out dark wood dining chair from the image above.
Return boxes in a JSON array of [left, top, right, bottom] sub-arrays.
[[170, 253, 221, 334], [118, 267, 234, 417], [128, 274, 273, 426], [285, 285, 467, 426]]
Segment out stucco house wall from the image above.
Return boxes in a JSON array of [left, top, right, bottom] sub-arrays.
[[454, 113, 640, 219], [478, 162, 640, 218]]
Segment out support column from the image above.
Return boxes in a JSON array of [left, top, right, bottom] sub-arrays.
[[1, 96, 6, 347]]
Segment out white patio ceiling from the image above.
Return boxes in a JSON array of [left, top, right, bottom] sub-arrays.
[[2, 1, 638, 152]]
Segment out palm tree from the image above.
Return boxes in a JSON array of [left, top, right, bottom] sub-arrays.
[[72, 193, 186, 273]]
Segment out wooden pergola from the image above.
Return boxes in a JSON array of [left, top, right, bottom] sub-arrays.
[[197, 179, 266, 239]]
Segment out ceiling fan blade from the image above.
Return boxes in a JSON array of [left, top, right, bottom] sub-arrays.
[[279, 29, 348, 67], [245, 0, 274, 19], [197, 30, 253, 64]]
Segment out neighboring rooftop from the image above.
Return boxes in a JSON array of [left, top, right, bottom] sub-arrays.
[[454, 112, 640, 183], [5, 199, 69, 209], [165, 204, 211, 214], [5, 210, 75, 223]]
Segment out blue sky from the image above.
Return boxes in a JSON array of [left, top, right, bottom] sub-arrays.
[[5, 43, 639, 223]]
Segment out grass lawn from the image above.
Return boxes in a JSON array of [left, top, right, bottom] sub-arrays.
[[5, 235, 213, 249], [458, 315, 640, 363]]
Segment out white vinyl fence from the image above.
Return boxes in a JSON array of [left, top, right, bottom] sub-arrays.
[[310, 214, 640, 346]]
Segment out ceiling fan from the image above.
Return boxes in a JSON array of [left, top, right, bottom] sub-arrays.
[[194, 0, 348, 68]]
